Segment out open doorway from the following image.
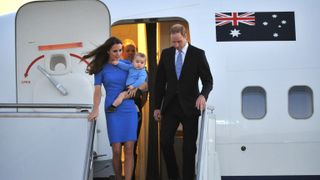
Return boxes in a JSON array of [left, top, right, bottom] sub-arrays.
[[111, 19, 190, 180]]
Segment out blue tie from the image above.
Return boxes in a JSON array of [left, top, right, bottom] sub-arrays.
[[176, 51, 183, 79]]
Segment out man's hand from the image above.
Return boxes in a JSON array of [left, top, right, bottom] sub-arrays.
[[195, 95, 206, 111], [153, 109, 161, 121]]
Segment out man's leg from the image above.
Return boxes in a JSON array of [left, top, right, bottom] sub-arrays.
[[181, 115, 199, 180], [160, 97, 182, 179]]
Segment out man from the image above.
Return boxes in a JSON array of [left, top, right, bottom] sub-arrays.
[[154, 24, 213, 180]]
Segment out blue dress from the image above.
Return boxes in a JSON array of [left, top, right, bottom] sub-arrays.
[[94, 60, 138, 144]]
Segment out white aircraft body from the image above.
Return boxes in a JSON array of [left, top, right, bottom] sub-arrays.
[[0, 0, 319, 180]]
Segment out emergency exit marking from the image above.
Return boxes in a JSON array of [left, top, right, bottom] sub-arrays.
[[38, 42, 83, 51]]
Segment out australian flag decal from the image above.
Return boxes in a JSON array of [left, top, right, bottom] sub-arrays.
[[215, 12, 296, 41]]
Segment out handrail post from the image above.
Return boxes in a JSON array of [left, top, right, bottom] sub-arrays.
[[197, 109, 207, 180], [196, 106, 216, 180], [84, 120, 96, 180]]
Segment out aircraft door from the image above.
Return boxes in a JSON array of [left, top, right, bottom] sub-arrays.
[[16, 1, 110, 105], [15, 0, 112, 175]]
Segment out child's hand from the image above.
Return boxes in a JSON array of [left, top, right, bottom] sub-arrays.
[[128, 85, 134, 89]]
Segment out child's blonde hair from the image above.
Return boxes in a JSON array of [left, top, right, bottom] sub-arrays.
[[134, 52, 146, 62]]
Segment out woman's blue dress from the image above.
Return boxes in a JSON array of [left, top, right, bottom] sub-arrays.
[[94, 60, 138, 144]]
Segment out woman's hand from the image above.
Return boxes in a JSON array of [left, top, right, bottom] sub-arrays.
[[88, 109, 99, 121], [89, 85, 102, 121], [127, 87, 137, 98]]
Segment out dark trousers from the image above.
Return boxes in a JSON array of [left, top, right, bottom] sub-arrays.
[[160, 96, 199, 180]]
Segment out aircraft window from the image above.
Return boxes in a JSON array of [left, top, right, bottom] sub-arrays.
[[242, 86, 266, 119], [288, 86, 313, 119]]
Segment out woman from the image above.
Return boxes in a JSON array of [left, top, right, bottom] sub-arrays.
[[84, 37, 137, 180], [123, 43, 137, 61]]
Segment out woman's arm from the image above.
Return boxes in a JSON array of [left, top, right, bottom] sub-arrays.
[[127, 80, 148, 98], [139, 81, 148, 92], [140, 90, 148, 107], [88, 85, 102, 121]]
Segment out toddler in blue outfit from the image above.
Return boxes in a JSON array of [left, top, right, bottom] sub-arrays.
[[108, 52, 147, 112]]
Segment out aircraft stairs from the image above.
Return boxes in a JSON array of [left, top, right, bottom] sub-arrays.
[[0, 103, 96, 180], [0, 104, 220, 180]]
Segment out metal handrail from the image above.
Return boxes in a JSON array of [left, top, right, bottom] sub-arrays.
[[197, 109, 207, 180], [196, 106, 215, 180], [0, 103, 92, 109], [83, 120, 96, 180], [0, 112, 89, 118]]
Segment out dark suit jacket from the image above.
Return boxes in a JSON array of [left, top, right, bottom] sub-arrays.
[[155, 45, 213, 117]]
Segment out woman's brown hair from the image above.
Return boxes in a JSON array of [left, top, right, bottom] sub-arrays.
[[83, 37, 122, 75]]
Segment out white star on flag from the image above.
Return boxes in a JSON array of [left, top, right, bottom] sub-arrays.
[[230, 29, 241, 37]]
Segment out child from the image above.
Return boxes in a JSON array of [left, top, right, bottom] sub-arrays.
[[108, 52, 147, 112]]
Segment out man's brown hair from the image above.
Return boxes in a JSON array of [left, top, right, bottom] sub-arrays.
[[169, 24, 187, 37]]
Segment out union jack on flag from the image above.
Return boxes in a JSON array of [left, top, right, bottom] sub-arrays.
[[215, 11, 296, 41], [215, 12, 256, 26]]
